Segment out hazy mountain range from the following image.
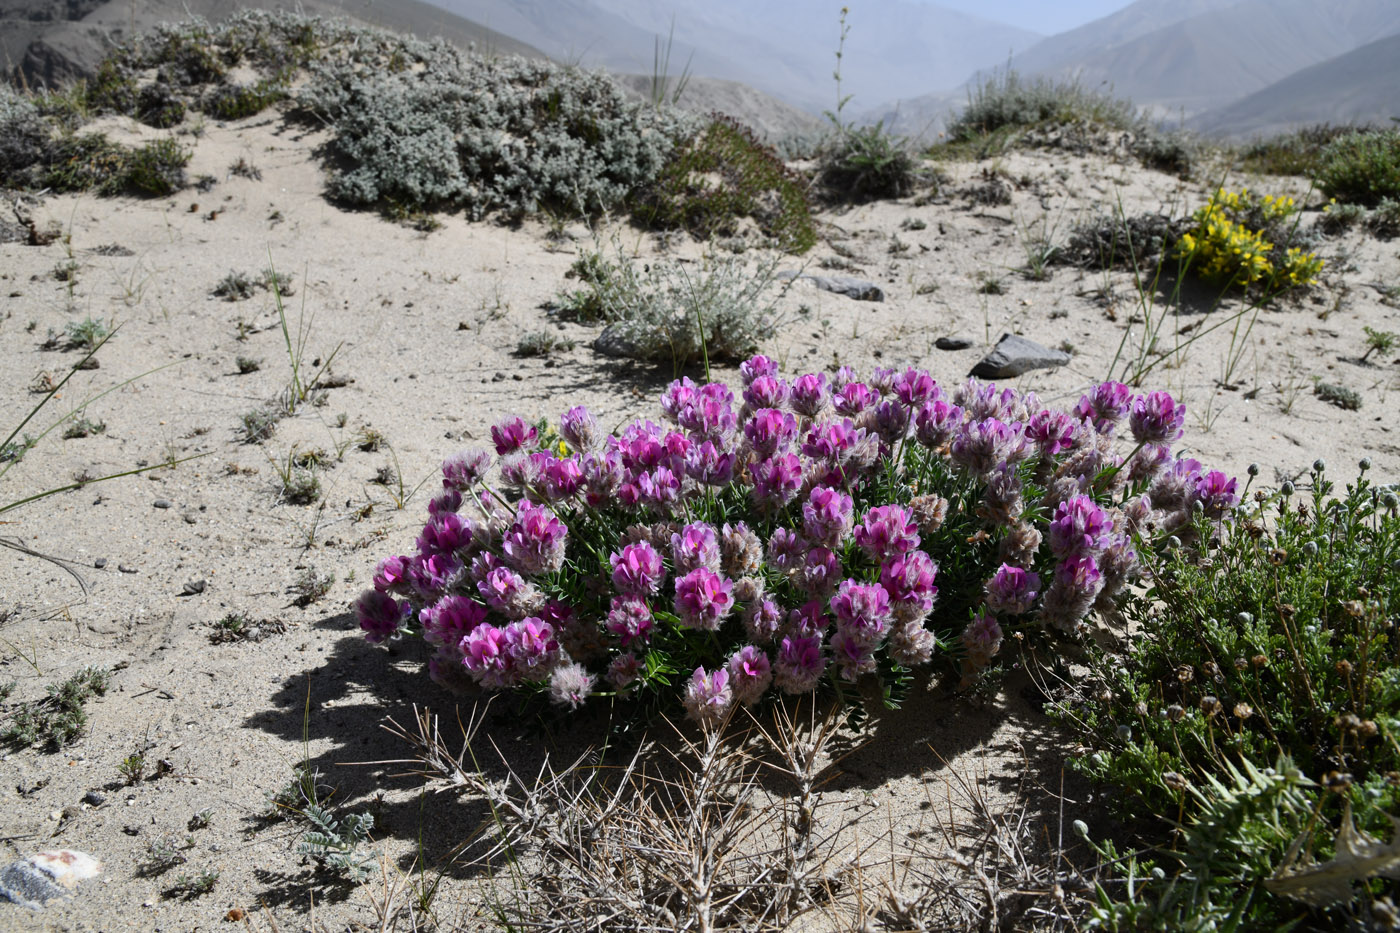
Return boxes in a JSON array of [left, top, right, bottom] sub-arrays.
[[5, 0, 1399, 140]]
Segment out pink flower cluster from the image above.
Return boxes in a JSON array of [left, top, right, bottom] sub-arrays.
[[357, 355, 1238, 724]]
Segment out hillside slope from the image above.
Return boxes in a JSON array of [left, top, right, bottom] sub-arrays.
[[1188, 32, 1400, 138]]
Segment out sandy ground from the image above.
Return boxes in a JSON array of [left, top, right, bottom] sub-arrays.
[[1, 109, 1398, 932]]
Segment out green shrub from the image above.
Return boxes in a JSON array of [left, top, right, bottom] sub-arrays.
[[557, 243, 791, 367], [818, 123, 919, 201], [301, 43, 687, 219], [1177, 188, 1323, 295], [204, 79, 287, 121], [1238, 124, 1372, 177], [84, 59, 138, 115], [0, 87, 50, 181], [1055, 463, 1400, 926], [136, 82, 186, 129], [948, 69, 1138, 142], [123, 137, 190, 196], [3, 666, 111, 748], [635, 115, 816, 252], [42, 133, 130, 193], [1316, 130, 1400, 206]]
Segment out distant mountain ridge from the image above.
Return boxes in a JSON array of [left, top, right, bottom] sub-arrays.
[[437, 0, 1042, 115], [1188, 32, 1400, 138]]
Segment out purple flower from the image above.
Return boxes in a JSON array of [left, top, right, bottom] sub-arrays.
[[677, 393, 738, 442], [802, 486, 855, 548], [428, 488, 463, 517], [1075, 382, 1134, 433], [607, 653, 642, 690], [1055, 553, 1104, 595], [984, 564, 1040, 615], [787, 600, 831, 636], [775, 635, 825, 693], [893, 368, 938, 407], [790, 373, 831, 418], [462, 624, 515, 688], [855, 504, 920, 562], [491, 416, 538, 456], [830, 579, 892, 645], [356, 590, 407, 644], [869, 367, 898, 395], [409, 551, 463, 600], [502, 501, 568, 576], [539, 456, 584, 502], [417, 510, 474, 558], [660, 377, 699, 423], [671, 522, 722, 574], [1193, 470, 1239, 519], [441, 449, 492, 491], [720, 522, 764, 576], [674, 567, 735, 631], [743, 374, 791, 411], [950, 418, 1028, 476], [503, 617, 558, 676], [637, 466, 681, 507], [957, 379, 1022, 422], [961, 613, 1003, 667], [727, 646, 773, 705], [743, 408, 798, 457], [683, 440, 736, 487], [610, 541, 665, 596], [801, 418, 860, 461], [560, 406, 600, 452], [1149, 457, 1204, 513], [873, 399, 911, 444], [749, 454, 803, 511], [1026, 409, 1076, 457], [581, 448, 623, 507], [548, 662, 593, 709], [500, 451, 549, 489], [833, 382, 878, 416], [421, 595, 488, 649], [831, 629, 877, 681], [619, 422, 666, 471], [1047, 495, 1114, 559], [879, 550, 939, 617], [477, 566, 542, 619], [683, 666, 733, 725], [1040, 554, 1104, 634], [768, 527, 809, 573], [743, 599, 784, 643], [797, 546, 843, 597], [1129, 391, 1186, 445], [373, 555, 411, 594], [914, 399, 964, 449], [739, 354, 779, 385], [981, 462, 1024, 526]]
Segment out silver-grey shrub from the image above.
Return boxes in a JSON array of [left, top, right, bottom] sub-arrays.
[[299, 38, 692, 219]]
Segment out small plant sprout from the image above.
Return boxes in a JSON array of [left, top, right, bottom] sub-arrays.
[[63, 317, 110, 351], [188, 807, 214, 831], [235, 355, 261, 374], [1361, 326, 1397, 364], [290, 567, 335, 607], [119, 752, 147, 785], [166, 869, 219, 898]]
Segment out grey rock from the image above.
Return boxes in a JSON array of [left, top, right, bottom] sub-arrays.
[[152, 499, 172, 509], [777, 271, 884, 302], [117, 564, 138, 574], [82, 791, 105, 807], [936, 336, 975, 351], [0, 851, 100, 910], [181, 580, 207, 596], [969, 334, 1070, 379], [92, 558, 106, 570], [593, 324, 642, 359]]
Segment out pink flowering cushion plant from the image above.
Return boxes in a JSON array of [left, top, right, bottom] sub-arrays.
[[356, 361, 1240, 726]]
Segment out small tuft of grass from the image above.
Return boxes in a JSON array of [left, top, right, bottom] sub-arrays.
[[289, 568, 334, 607], [235, 355, 261, 374], [62, 415, 106, 439], [238, 408, 281, 443], [3, 666, 111, 749], [515, 330, 575, 357], [209, 611, 287, 644]]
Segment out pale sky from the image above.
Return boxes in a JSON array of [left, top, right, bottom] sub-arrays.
[[930, 0, 1137, 35]]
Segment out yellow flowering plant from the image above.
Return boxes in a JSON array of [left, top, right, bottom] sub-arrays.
[[1176, 188, 1323, 295]]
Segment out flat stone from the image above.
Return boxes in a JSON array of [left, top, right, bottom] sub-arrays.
[[935, 335, 975, 351], [592, 324, 642, 359], [181, 580, 207, 596], [0, 850, 101, 909], [152, 499, 172, 509], [968, 333, 1070, 380], [92, 558, 107, 569], [117, 564, 138, 574], [777, 271, 884, 302]]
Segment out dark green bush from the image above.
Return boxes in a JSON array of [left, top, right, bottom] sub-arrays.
[[42, 133, 130, 192], [136, 82, 186, 129], [818, 123, 919, 201], [1316, 130, 1400, 207], [85, 59, 138, 115], [635, 115, 816, 252], [948, 69, 1139, 142], [123, 137, 190, 196], [1056, 463, 1400, 927], [204, 79, 287, 121], [1238, 124, 1374, 177]]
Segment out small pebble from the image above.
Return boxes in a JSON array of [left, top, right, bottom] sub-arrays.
[[118, 564, 138, 574], [935, 335, 975, 351], [122, 825, 140, 836], [492, 372, 506, 382], [83, 791, 105, 807], [93, 558, 107, 569], [181, 580, 207, 596], [183, 514, 197, 525], [152, 499, 172, 509]]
